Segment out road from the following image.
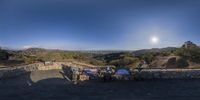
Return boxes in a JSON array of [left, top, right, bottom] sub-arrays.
[[0, 70, 200, 100]]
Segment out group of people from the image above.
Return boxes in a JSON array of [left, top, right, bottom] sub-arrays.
[[70, 61, 147, 84], [70, 66, 115, 84], [100, 67, 115, 82], [71, 67, 82, 84]]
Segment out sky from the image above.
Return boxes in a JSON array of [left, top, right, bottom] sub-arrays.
[[0, 0, 200, 50]]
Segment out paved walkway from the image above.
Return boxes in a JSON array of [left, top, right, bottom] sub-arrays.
[[0, 70, 200, 100]]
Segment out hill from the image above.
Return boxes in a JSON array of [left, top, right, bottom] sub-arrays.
[[132, 47, 177, 56], [0, 41, 200, 68]]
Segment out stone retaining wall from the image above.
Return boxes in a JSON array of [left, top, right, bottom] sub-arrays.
[[132, 69, 200, 79], [0, 62, 87, 79], [2, 63, 200, 79]]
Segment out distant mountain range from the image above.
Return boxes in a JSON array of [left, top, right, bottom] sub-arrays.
[[2, 47, 177, 56], [9, 47, 177, 56], [1, 41, 199, 56], [2, 41, 198, 56]]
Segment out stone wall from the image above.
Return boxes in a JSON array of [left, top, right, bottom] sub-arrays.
[[132, 69, 200, 79], [0, 62, 87, 79], [2, 62, 200, 79]]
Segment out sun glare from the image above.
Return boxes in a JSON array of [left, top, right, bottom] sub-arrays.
[[151, 36, 159, 44]]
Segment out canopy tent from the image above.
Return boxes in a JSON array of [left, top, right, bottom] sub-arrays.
[[115, 69, 130, 75], [83, 68, 99, 79], [83, 68, 98, 74]]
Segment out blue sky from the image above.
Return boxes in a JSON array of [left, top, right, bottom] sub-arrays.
[[0, 0, 200, 50]]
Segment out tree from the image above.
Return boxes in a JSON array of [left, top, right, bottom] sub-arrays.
[[140, 53, 156, 64], [109, 56, 139, 67], [0, 49, 9, 60], [175, 45, 200, 63]]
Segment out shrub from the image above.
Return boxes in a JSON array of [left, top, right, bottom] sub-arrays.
[[175, 46, 200, 63], [176, 58, 189, 68], [0, 49, 9, 60]]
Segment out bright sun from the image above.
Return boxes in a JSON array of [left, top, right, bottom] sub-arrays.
[[151, 36, 159, 44]]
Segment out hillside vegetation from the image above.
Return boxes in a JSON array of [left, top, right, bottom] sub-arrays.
[[0, 41, 200, 68]]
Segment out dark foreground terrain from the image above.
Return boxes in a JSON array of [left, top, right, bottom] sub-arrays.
[[0, 70, 200, 100]]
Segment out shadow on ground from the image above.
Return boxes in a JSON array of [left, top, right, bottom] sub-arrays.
[[1, 68, 200, 100]]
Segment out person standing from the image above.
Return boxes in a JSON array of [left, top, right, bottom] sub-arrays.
[[72, 68, 79, 84]]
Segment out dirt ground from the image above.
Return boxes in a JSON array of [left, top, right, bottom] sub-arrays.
[[1, 70, 200, 100]]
